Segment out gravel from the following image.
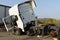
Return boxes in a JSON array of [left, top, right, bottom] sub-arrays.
[[0, 32, 54, 40]]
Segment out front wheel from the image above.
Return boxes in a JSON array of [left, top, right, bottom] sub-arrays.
[[16, 28, 22, 35], [26, 27, 35, 36], [12, 28, 22, 35]]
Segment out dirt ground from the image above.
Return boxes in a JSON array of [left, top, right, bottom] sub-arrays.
[[0, 32, 54, 40]]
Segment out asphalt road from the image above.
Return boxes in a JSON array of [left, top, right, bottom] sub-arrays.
[[0, 32, 54, 40]]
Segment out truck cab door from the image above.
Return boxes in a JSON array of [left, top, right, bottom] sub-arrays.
[[2, 15, 18, 32]]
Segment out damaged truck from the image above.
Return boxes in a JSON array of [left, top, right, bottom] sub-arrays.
[[2, 0, 41, 36]]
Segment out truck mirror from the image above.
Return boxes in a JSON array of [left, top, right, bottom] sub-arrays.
[[11, 15, 18, 21]]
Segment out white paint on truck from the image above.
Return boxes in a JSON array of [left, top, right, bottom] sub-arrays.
[[9, 4, 24, 32]]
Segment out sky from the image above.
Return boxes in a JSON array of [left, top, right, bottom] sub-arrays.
[[0, 0, 60, 19]]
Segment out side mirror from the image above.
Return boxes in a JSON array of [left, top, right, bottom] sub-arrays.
[[11, 15, 18, 21]]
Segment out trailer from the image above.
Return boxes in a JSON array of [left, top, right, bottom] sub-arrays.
[[0, 4, 11, 29], [0, 5, 11, 23]]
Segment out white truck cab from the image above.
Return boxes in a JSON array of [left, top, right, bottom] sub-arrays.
[[3, 0, 36, 32]]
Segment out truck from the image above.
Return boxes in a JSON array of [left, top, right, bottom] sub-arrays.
[[2, 0, 41, 36]]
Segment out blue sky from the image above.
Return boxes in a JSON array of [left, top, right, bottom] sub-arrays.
[[0, 0, 60, 19]]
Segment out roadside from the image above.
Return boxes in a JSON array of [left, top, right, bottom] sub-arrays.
[[0, 32, 56, 40]]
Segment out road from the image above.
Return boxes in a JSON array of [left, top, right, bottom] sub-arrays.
[[0, 32, 54, 40]]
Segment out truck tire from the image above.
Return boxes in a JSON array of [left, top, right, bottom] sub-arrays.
[[17, 28, 22, 35], [12, 28, 17, 35], [27, 28, 34, 36], [12, 28, 22, 35], [26, 31, 30, 36]]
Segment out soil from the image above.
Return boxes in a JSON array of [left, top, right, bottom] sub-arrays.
[[0, 32, 54, 40]]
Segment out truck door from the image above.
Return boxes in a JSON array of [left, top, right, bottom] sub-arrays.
[[2, 15, 18, 32]]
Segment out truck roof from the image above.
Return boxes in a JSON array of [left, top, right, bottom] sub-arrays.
[[18, 1, 31, 6], [18, 0, 36, 7]]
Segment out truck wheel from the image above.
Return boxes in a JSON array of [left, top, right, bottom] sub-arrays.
[[12, 28, 22, 35], [12, 28, 17, 35], [17, 28, 22, 35], [26, 31, 30, 36], [27, 28, 34, 36]]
